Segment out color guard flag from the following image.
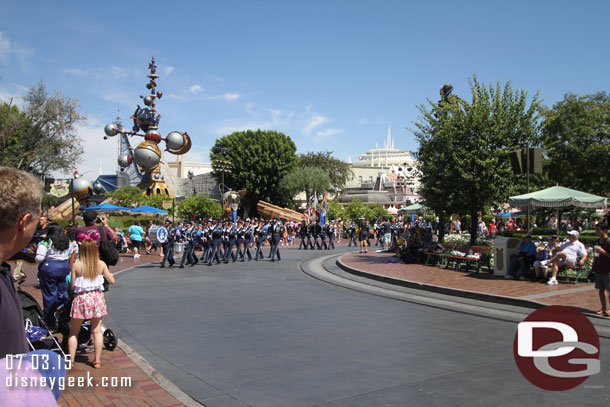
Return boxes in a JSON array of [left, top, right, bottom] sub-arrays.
[[320, 191, 327, 226]]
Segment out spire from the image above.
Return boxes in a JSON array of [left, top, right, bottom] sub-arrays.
[[386, 124, 391, 149]]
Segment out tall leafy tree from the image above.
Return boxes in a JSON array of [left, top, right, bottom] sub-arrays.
[[279, 167, 330, 206], [541, 92, 610, 196], [211, 130, 298, 216], [0, 80, 85, 177], [414, 76, 541, 244], [299, 150, 353, 193]]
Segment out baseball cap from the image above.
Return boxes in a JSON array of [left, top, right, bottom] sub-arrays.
[[567, 230, 579, 238], [525, 233, 532, 238], [548, 235, 558, 240]]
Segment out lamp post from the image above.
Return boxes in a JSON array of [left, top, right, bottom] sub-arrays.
[[187, 170, 197, 194]]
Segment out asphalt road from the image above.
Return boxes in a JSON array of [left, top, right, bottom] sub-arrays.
[[105, 245, 610, 407]]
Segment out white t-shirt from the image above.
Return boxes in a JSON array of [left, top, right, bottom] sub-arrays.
[[35, 240, 78, 263], [559, 240, 587, 261]]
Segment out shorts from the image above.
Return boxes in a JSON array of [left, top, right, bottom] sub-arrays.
[[384, 233, 391, 243], [533, 260, 548, 269], [132, 240, 142, 250], [70, 290, 108, 320], [595, 273, 610, 291], [558, 255, 577, 267]]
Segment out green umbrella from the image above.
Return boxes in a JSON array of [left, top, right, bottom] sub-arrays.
[[508, 186, 607, 209], [398, 203, 429, 215], [508, 186, 607, 234]]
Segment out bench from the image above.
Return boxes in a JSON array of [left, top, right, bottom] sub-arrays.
[[423, 243, 457, 266], [443, 245, 493, 273], [557, 253, 594, 284]]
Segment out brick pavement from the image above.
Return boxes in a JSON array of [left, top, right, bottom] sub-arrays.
[[14, 251, 191, 407], [339, 250, 602, 314]]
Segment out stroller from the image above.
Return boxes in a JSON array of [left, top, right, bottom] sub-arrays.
[[55, 276, 118, 353], [18, 289, 66, 358]]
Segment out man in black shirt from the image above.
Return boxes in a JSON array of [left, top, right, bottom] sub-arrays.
[[0, 167, 43, 358]]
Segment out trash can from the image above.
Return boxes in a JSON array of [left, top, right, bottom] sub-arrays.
[[493, 237, 521, 276]]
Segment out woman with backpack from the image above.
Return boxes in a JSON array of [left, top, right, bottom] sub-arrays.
[[35, 223, 79, 328]]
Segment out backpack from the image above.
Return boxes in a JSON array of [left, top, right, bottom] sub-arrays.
[[98, 226, 119, 266]]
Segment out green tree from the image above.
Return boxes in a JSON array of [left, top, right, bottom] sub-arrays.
[[106, 186, 148, 208], [367, 203, 387, 221], [279, 167, 330, 206], [414, 76, 541, 244], [326, 200, 345, 220], [541, 92, 610, 196], [177, 193, 222, 220], [0, 80, 86, 177], [345, 199, 371, 221], [299, 150, 353, 193], [211, 130, 298, 215]]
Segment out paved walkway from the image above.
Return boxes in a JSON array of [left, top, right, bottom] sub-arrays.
[[338, 250, 602, 314], [16, 251, 192, 407]]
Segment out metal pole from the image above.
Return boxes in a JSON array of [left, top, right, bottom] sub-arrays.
[[71, 178, 75, 226], [526, 147, 530, 233]]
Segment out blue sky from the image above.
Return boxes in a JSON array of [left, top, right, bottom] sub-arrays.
[[1, 1, 609, 178]]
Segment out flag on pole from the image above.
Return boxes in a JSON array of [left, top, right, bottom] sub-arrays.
[[313, 192, 319, 219], [320, 191, 327, 226], [306, 194, 311, 224]]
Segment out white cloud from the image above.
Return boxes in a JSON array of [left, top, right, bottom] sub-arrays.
[[0, 32, 34, 69], [0, 83, 29, 108], [163, 66, 175, 76], [304, 114, 327, 135], [189, 84, 204, 93], [62, 65, 129, 80], [314, 128, 342, 144], [209, 92, 240, 101]]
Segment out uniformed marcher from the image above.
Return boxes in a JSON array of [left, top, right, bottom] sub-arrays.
[[320, 222, 328, 250], [270, 219, 284, 261], [207, 221, 224, 266], [326, 222, 335, 250], [160, 219, 175, 268], [242, 219, 254, 261], [307, 221, 315, 249], [179, 221, 196, 268], [348, 222, 357, 247], [298, 221, 308, 249], [235, 220, 245, 261], [224, 223, 238, 263], [313, 220, 322, 249], [254, 220, 266, 260]]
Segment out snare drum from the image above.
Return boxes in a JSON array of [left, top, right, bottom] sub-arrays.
[[174, 242, 185, 253], [148, 225, 168, 244]]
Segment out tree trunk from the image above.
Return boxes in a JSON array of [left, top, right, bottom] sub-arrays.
[[438, 212, 446, 243], [470, 208, 479, 246]]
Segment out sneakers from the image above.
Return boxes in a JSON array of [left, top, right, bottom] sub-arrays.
[[519, 276, 526, 281], [134, 253, 140, 259], [547, 277, 558, 285], [504, 275, 514, 280]]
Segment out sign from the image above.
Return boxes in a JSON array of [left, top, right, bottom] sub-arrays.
[[162, 200, 173, 210], [49, 182, 70, 198], [513, 305, 600, 390]]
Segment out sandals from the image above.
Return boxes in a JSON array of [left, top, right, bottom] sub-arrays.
[[595, 310, 610, 317], [92, 361, 101, 369]]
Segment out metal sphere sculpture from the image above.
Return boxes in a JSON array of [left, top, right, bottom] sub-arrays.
[[104, 57, 191, 197], [72, 177, 93, 201]]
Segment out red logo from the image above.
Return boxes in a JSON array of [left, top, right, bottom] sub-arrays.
[[513, 305, 600, 391]]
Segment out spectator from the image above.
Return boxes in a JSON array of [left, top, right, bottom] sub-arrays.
[[35, 223, 78, 328], [68, 238, 115, 368], [533, 235, 558, 282], [592, 222, 610, 316], [544, 230, 587, 285], [0, 167, 43, 358], [505, 233, 537, 280], [128, 220, 145, 259], [76, 211, 116, 249]]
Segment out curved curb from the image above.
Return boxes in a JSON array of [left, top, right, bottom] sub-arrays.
[[108, 261, 204, 407], [335, 255, 544, 310]]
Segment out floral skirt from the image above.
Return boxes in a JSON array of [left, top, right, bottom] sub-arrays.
[[70, 290, 108, 320]]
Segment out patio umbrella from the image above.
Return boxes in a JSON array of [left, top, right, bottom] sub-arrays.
[[398, 203, 428, 215], [81, 203, 132, 215], [508, 186, 607, 233], [129, 205, 168, 215]]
